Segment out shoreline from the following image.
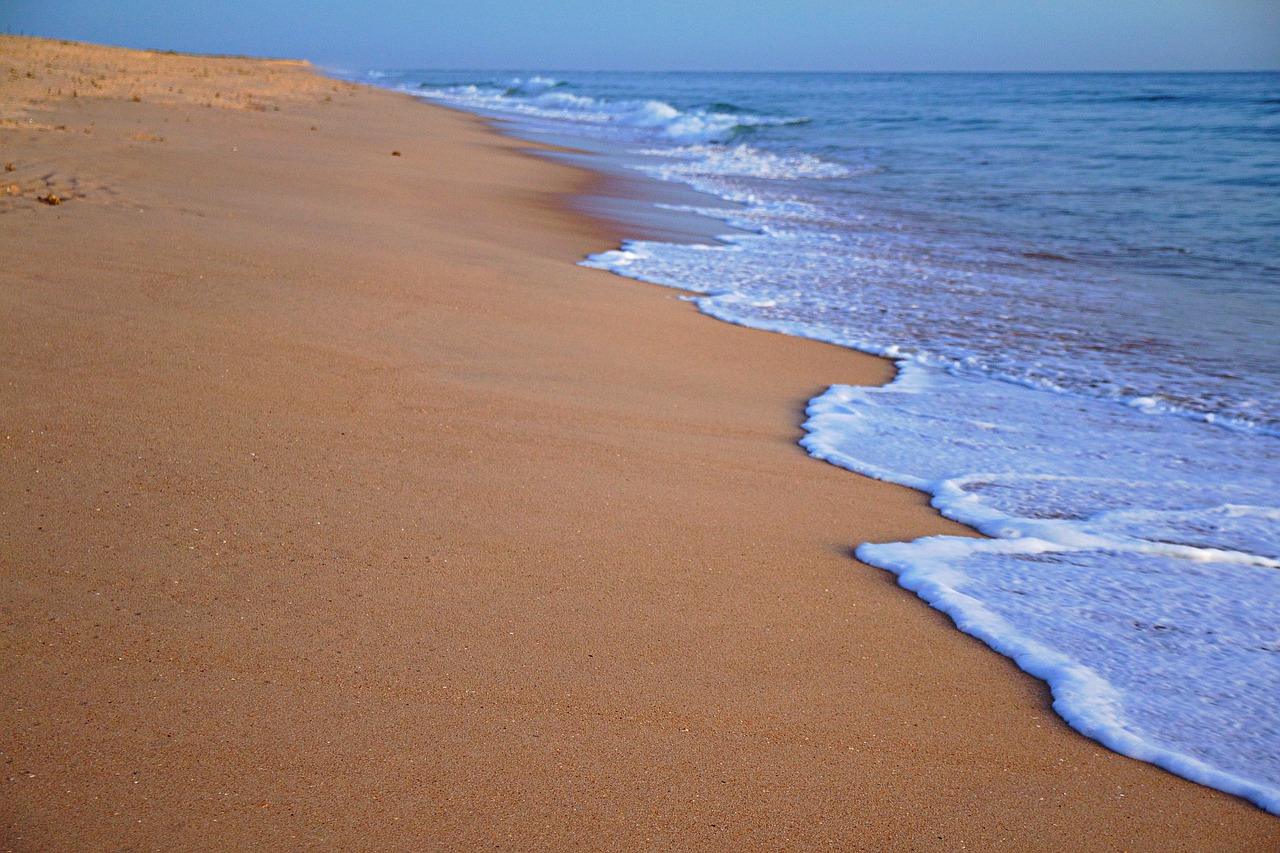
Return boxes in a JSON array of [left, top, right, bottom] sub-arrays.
[[407, 80, 1280, 817], [2, 35, 1276, 850]]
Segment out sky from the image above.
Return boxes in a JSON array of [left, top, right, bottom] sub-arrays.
[[5, 0, 1279, 72]]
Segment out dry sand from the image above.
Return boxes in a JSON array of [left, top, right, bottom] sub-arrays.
[[2, 36, 1277, 851]]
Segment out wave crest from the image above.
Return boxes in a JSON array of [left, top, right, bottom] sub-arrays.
[[412, 79, 810, 144]]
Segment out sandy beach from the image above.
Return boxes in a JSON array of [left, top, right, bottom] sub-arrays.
[[2, 36, 1276, 851]]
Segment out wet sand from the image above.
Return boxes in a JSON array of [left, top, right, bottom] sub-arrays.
[[1, 36, 1276, 851]]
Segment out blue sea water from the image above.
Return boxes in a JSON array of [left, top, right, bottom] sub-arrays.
[[347, 69, 1280, 813]]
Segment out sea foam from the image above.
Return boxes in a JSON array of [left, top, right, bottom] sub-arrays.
[[802, 366, 1280, 813]]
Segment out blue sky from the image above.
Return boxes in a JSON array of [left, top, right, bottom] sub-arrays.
[[6, 1, 1279, 71]]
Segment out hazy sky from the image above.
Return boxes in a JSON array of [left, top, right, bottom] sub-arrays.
[[6, 1, 1279, 72]]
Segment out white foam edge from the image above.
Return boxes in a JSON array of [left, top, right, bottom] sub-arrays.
[[859, 534, 1280, 815], [801, 374, 1280, 815]]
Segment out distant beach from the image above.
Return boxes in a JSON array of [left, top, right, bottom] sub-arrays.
[[2, 36, 1276, 850]]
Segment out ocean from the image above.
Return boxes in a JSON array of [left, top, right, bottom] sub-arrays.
[[343, 69, 1280, 814]]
